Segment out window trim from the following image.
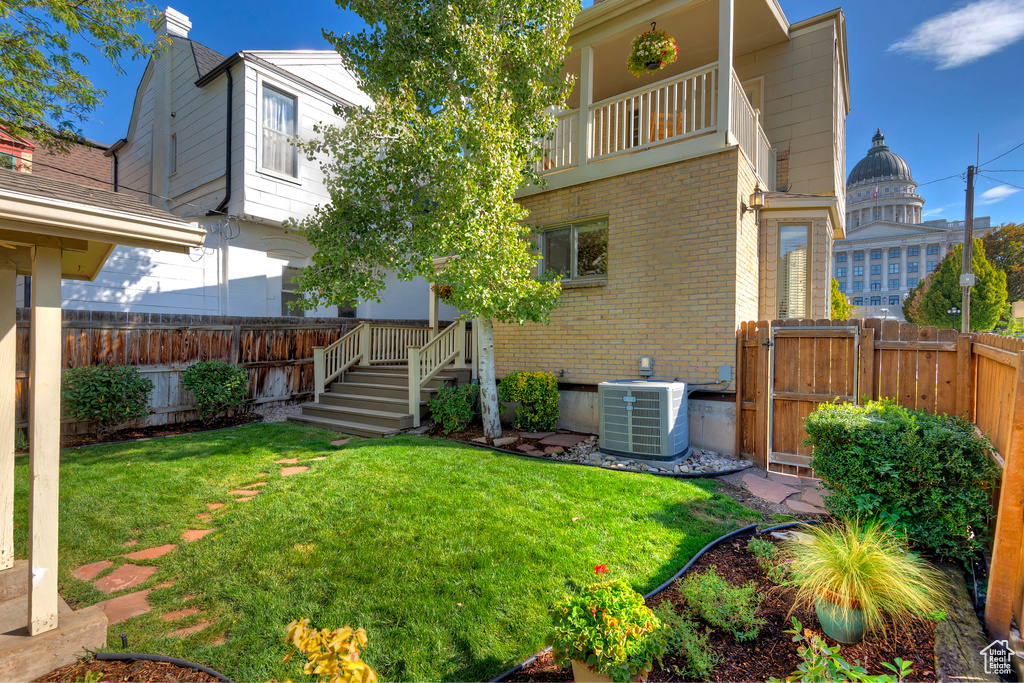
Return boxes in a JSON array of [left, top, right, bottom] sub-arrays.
[[0, 152, 17, 171], [539, 217, 609, 284], [257, 77, 301, 184]]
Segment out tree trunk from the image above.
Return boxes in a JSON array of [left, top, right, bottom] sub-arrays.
[[477, 316, 502, 438]]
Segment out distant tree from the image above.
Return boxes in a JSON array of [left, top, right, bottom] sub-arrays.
[[982, 223, 1024, 303], [0, 0, 163, 150], [918, 239, 1007, 331], [902, 275, 930, 325], [830, 278, 850, 319]]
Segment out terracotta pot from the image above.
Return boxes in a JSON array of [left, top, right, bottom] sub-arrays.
[[815, 597, 867, 644], [571, 660, 647, 683]]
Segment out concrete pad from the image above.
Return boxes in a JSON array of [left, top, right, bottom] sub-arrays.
[[0, 561, 28, 601], [519, 432, 555, 440], [275, 458, 299, 464], [207, 503, 224, 511], [280, 466, 308, 476], [742, 473, 799, 504], [0, 604, 107, 681], [802, 487, 829, 508], [168, 620, 213, 638], [160, 607, 199, 622], [181, 529, 214, 542], [71, 561, 113, 582], [539, 434, 588, 448], [492, 436, 517, 447], [94, 589, 152, 625], [93, 565, 158, 594], [330, 438, 351, 446], [786, 498, 826, 514], [122, 544, 177, 561]]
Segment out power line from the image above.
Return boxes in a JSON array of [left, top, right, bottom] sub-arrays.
[[980, 140, 1024, 168], [980, 169, 1024, 173], [916, 172, 965, 187], [976, 173, 1024, 193]]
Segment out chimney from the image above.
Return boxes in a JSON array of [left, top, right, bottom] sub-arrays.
[[155, 7, 191, 38]]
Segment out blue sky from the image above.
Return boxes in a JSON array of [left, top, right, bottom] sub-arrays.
[[72, 0, 1024, 225]]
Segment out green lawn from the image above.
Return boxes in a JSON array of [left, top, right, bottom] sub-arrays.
[[14, 422, 758, 682]]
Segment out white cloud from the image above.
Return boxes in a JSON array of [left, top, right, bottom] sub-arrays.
[[923, 204, 955, 218], [979, 184, 1022, 204], [889, 0, 1024, 69]]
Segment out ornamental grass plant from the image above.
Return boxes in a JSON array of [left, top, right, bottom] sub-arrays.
[[784, 518, 946, 634]]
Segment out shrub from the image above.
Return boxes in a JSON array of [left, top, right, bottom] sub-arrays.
[[681, 566, 765, 641], [284, 618, 378, 683], [61, 364, 153, 440], [548, 574, 668, 683], [747, 537, 790, 585], [784, 518, 946, 634], [769, 618, 913, 683], [498, 371, 559, 432], [652, 602, 718, 680], [182, 360, 249, 424], [428, 382, 478, 434], [805, 400, 999, 561]]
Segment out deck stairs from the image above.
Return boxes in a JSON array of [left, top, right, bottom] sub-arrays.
[[289, 364, 472, 438]]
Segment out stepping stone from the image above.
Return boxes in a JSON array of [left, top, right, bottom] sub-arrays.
[[243, 482, 267, 488], [168, 620, 214, 638], [122, 540, 139, 547], [180, 593, 197, 602], [538, 434, 588, 448], [211, 634, 228, 646], [275, 458, 299, 464], [197, 513, 212, 522], [471, 437, 487, 444], [802, 487, 829, 508], [787, 498, 826, 514], [93, 564, 158, 594], [207, 503, 224, 511], [516, 444, 536, 453], [94, 588, 153, 625], [280, 466, 308, 476], [331, 438, 351, 446], [71, 560, 112, 582], [235, 495, 257, 502], [520, 432, 555, 440], [768, 472, 804, 486], [123, 544, 177, 560], [544, 446, 564, 455], [181, 529, 214, 542], [228, 489, 258, 496], [161, 607, 200, 621], [310, 456, 327, 461], [153, 581, 176, 590], [493, 436, 518, 447], [742, 473, 799, 504]]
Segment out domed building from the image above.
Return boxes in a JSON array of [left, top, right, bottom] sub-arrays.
[[835, 129, 992, 320]]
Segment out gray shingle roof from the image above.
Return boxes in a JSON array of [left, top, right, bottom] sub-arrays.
[[0, 169, 188, 224], [188, 39, 228, 80]]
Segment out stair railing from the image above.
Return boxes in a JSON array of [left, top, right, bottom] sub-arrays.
[[407, 318, 467, 427], [312, 323, 367, 402]]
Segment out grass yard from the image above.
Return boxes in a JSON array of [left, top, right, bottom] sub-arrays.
[[14, 422, 759, 682]]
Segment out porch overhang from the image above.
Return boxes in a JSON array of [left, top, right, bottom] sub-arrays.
[[760, 192, 843, 239]]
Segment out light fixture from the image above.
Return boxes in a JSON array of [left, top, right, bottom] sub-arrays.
[[741, 186, 765, 215]]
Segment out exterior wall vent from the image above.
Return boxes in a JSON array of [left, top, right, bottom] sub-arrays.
[[598, 380, 690, 463]]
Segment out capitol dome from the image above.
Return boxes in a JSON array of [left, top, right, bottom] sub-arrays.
[[846, 129, 914, 188]]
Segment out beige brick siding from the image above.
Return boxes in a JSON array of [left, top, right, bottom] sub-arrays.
[[495, 149, 750, 386]]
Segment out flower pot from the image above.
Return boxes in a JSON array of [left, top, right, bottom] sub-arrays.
[[815, 597, 867, 644], [645, 60, 661, 71], [571, 660, 647, 683]]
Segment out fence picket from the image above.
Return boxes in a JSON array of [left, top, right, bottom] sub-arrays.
[[898, 323, 919, 410]]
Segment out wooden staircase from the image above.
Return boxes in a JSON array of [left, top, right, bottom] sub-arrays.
[[289, 365, 471, 437]]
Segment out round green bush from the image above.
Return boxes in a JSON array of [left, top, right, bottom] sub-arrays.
[[61, 364, 154, 440], [182, 360, 249, 423], [805, 400, 999, 561], [428, 382, 478, 434], [497, 371, 559, 432]]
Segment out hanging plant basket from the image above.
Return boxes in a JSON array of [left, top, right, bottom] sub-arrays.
[[432, 283, 454, 302], [627, 24, 679, 77]]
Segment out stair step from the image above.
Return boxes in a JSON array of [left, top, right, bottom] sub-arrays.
[[302, 403, 414, 429], [329, 381, 438, 402], [344, 369, 454, 388], [286, 414, 399, 438], [319, 392, 429, 417]]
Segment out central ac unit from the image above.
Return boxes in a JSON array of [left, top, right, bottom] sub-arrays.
[[598, 380, 690, 463]]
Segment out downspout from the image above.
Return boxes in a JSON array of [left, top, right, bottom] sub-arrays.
[[211, 66, 233, 215], [112, 149, 119, 192]]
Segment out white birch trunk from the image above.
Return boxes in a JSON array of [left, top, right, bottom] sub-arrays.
[[477, 317, 502, 438]]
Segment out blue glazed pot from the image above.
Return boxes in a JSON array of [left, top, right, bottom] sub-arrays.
[[815, 597, 867, 644]]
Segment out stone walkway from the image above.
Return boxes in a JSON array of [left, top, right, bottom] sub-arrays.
[[719, 467, 830, 515], [67, 437, 356, 644]]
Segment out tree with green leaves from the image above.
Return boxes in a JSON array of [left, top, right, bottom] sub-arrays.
[[982, 222, 1024, 303], [918, 239, 1007, 331], [830, 278, 850, 319], [902, 275, 929, 325], [1, 0, 162, 150], [289, 0, 580, 437]]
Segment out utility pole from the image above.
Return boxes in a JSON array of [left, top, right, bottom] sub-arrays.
[[961, 165, 975, 333]]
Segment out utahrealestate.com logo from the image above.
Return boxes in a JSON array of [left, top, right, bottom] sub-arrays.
[[980, 640, 1016, 675]]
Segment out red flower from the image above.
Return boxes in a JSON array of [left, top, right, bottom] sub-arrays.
[[591, 606, 597, 617], [594, 564, 608, 575]]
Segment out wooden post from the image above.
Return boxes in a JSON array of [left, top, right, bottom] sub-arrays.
[[454, 318, 467, 369], [408, 346, 421, 427], [313, 347, 325, 403], [957, 333, 974, 419], [359, 322, 371, 366], [857, 326, 874, 405], [0, 260, 15, 571], [429, 285, 439, 337], [754, 321, 770, 469], [734, 325, 743, 460], [985, 348, 1024, 639], [28, 245, 61, 635]]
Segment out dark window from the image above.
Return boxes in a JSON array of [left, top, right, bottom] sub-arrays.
[[852, 297, 863, 306], [836, 253, 848, 263], [281, 265, 304, 317], [542, 219, 608, 281], [927, 261, 938, 272], [908, 247, 919, 256], [908, 277, 918, 287], [853, 281, 864, 291], [870, 296, 882, 305], [838, 282, 847, 293], [870, 281, 882, 291], [889, 248, 900, 258], [908, 262, 919, 273], [927, 245, 939, 255], [889, 296, 900, 305], [888, 278, 900, 289], [871, 250, 882, 260], [853, 251, 864, 261], [871, 265, 881, 275], [853, 266, 864, 276], [836, 267, 847, 278]]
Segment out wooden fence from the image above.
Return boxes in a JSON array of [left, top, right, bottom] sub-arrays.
[[15, 309, 433, 434], [736, 318, 1024, 640]]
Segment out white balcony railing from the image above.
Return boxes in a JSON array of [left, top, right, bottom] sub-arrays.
[[590, 63, 719, 161], [730, 72, 776, 190], [534, 111, 578, 174]]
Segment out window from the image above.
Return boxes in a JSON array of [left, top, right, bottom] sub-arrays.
[[778, 224, 810, 319], [853, 266, 864, 276], [908, 277, 918, 287], [927, 245, 939, 255], [170, 134, 177, 174], [907, 262, 919, 273], [889, 263, 900, 274], [281, 265, 303, 317], [0, 152, 16, 170], [870, 296, 882, 305], [838, 282, 847, 293], [889, 248, 900, 258], [871, 250, 882, 260], [927, 261, 938, 272], [541, 219, 608, 281], [852, 297, 863, 306], [889, 296, 900, 305], [853, 281, 863, 291], [853, 251, 864, 261], [888, 278, 899, 289], [871, 265, 881, 275], [836, 267, 847, 278], [870, 281, 882, 291], [908, 247, 919, 256], [262, 85, 297, 176], [836, 253, 848, 263]]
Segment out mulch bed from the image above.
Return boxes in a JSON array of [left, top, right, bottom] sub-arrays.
[[508, 531, 936, 683], [58, 413, 262, 449], [36, 658, 221, 682]]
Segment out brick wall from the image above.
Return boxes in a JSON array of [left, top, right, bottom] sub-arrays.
[[495, 149, 748, 386], [26, 136, 112, 191]]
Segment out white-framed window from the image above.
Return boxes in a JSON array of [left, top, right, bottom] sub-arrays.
[[0, 152, 16, 170], [540, 218, 608, 281], [262, 85, 298, 177], [778, 223, 810, 319], [281, 265, 303, 317]]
